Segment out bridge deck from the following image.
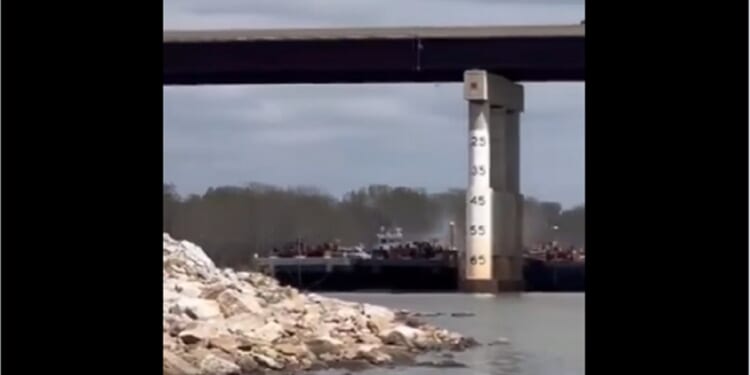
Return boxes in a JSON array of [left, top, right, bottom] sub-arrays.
[[164, 25, 584, 42], [164, 24, 585, 84]]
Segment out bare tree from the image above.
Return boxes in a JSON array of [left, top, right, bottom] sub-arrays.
[[163, 182, 584, 267]]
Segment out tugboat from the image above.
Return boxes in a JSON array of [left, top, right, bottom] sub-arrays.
[[368, 224, 458, 260], [370, 226, 405, 258]]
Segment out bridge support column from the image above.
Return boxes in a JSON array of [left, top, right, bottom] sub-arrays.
[[461, 70, 524, 293]]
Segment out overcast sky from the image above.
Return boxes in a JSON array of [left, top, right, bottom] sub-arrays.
[[163, 0, 585, 208]]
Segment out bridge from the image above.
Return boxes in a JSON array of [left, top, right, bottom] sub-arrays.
[[163, 24, 585, 293], [164, 25, 584, 84]]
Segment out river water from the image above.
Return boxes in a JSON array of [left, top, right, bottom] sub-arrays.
[[320, 292, 585, 375]]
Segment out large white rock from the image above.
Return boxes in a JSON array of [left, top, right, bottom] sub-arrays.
[[367, 316, 392, 335], [381, 325, 425, 346], [165, 313, 191, 336], [334, 306, 360, 321], [216, 289, 264, 317], [250, 321, 284, 343], [363, 303, 396, 322], [164, 288, 182, 303], [226, 313, 266, 334], [272, 294, 307, 313], [357, 345, 392, 364], [273, 314, 299, 332], [173, 297, 222, 321], [164, 350, 200, 375], [275, 342, 310, 357], [252, 353, 283, 370], [164, 332, 180, 351], [208, 334, 239, 353], [199, 354, 241, 375], [305, 336, 343, 356], [163, 233, 217, 278], [199, 281, 233, 300], [173, 281, 204, 298], [178, 322, 227, 345]]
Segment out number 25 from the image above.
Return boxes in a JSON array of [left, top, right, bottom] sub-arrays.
[[470, 136, 486, 147]]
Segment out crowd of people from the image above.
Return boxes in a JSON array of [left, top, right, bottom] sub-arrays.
[[524, 241, 585, 263], [371, 241, 456, 260], [271, 240, 343, 258], [270, 239, 456, 260], [271, 238, 584, 263]]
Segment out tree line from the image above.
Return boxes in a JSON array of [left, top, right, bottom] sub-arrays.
[[164, 183, 584, 267]]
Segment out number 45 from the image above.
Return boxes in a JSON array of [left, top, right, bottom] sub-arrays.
[[469, 195, 486, 206]]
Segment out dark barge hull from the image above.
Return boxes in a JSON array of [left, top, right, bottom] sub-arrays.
[[522, 258, 585, 292], [259, 257, 584, 293]]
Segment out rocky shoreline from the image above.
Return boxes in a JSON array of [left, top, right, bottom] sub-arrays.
[[163, 234, 478, 375]]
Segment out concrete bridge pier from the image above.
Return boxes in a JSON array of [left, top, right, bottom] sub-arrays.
[[461, 70, 525, 293]]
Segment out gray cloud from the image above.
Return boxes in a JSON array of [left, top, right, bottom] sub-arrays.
[[163, 0, 585, 207], [164, 0, 584, 29]]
